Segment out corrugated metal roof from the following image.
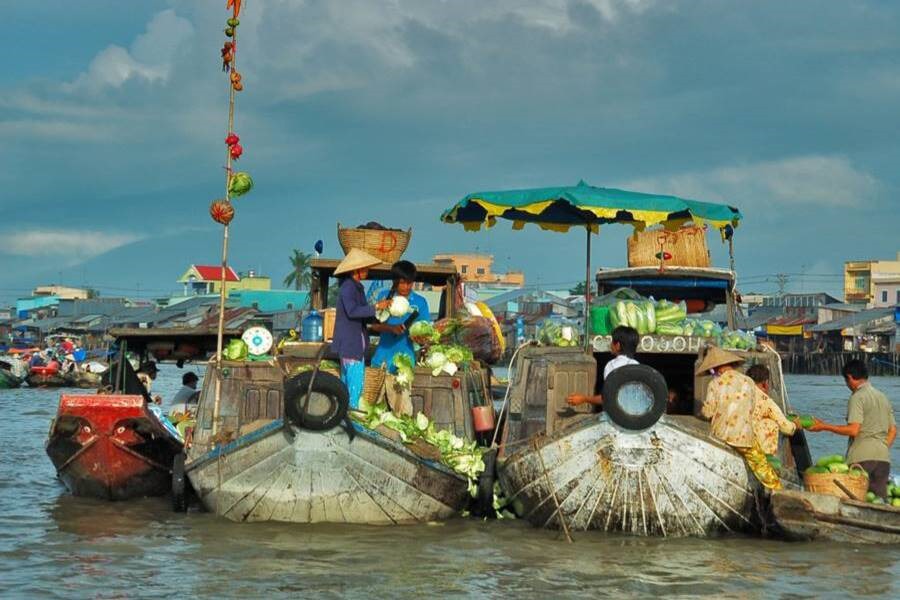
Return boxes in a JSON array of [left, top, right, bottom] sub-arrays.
[[808, 307, 894, 332]]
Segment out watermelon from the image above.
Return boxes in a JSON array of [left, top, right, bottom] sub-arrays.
[[827, 462, 850, 474], [805, 466, 829, 474], [815, 454, 845, 468], [892, 498, 900, 508], [865, 491, 877, 503]]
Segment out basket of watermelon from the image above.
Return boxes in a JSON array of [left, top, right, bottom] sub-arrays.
[[803, 455, 869, 500]]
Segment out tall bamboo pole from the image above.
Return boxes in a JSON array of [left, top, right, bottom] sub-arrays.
[[212, 30, 239, 438]]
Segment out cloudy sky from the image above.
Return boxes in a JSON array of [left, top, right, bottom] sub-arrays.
[[3, 0, 899, 303]]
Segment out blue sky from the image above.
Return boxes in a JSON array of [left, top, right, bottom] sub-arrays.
[[3, 0, 899, 303]]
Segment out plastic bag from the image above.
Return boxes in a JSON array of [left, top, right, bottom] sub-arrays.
[[435, 316, 502, 364]]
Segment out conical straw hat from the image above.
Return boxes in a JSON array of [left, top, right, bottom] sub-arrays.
[[334, 248, 383, 276], [695, 346, 744, 375]]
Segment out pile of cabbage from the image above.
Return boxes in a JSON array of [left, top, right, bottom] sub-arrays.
[[376, 295, 412, 322], [536, 320, 580, 347], [355, 402, 486, 491]]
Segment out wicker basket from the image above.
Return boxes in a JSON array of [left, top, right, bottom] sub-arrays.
[[803, 469, 869, 500], [338, 223, 411, 264], [363, 366, 387, 403], [627, 225, 711, 268], [322, 308, 336, 342]]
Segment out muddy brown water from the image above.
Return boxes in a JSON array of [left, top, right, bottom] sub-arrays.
[[1, 368, 898, 598]]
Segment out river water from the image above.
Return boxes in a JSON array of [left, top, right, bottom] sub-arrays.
[[1, 369, 898, 598]]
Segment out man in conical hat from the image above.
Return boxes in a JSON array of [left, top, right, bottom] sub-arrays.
[[699, 346, 785, 490], [332, 249, 390, 410]]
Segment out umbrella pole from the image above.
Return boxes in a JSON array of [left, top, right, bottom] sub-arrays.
[[584, 227, 592, 350]]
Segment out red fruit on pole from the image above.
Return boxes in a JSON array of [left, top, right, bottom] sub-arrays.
[[225, 133, 240, 146], [230, 143, 243, 159]]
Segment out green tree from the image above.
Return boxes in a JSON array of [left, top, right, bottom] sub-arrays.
[[283, 250, 313, 290], [569, 281, 587, 295]]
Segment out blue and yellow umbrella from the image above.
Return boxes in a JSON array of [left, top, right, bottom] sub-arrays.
[[441, 180, 742, 344]]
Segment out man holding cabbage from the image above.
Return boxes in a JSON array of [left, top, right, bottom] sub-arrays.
[[371, 260, 430, 415]]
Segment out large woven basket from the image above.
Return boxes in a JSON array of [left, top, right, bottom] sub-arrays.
[[338, 223, 411, 264], [627, 225, 711, 268], [363, 366, 387, 403], [803, 469, 869, 501]]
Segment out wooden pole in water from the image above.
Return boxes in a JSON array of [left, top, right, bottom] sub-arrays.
[[212, 22, 239, 437]]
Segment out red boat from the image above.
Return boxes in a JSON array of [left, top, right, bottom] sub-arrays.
[[46, 393, 183, 500], [44, 326, 238, 502], [27, 364, 69, 388]]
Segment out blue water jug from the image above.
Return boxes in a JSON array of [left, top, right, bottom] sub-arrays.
[[301, 310, 324, 342]]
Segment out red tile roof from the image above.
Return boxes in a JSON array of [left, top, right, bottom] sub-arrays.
[[193, 265, 239, 282]]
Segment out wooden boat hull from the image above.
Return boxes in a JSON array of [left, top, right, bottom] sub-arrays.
[[26, 372, 69, 388], [46, 394, 183, 500], [497, 414, 757, 537], [66, 372, 103, 389], [187, 421, 470, 524], [0, 370, 23, 389], [771, 489, 900, 544]]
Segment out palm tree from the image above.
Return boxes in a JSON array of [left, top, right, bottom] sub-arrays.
[[283, 249, 313, 290]]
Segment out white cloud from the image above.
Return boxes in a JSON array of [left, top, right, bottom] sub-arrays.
[[2, 230, 143, 259], [66, 9, 193, 92], [620, 155, 881, 209]]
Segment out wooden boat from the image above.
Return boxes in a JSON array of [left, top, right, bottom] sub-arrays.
[[26, 367, 69, 388], [185, 259, 488, 524], [0, 368, 23, 389], [45, 327, 230, 500], [187, 359, 474, 524], [495, 267, 811, 538], [65, 371, 103, 389], [771, 489, 900, 544], [46, 393, 183, 499]]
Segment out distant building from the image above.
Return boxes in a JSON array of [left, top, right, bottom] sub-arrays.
[[178, 265, 272, 295], [761, 292, 840, 310], [33, 285, 91, 300], [228, 290, 309, 312], [432, 253, 524, 286], [844, 252, 900, 306]]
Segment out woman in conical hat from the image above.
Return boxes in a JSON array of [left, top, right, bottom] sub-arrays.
[[699, 345, 784, 491], [695, 346, 744, 376], [332, 249, 390, 409]]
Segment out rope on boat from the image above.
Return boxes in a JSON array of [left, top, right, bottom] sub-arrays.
[[490, 341, 534, 449]]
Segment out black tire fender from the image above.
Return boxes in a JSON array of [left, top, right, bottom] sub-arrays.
[[472, 448, 498, 518], [172, 451, 188, 512], [284, 371, 349, 432], [601, 364, 667, 431]]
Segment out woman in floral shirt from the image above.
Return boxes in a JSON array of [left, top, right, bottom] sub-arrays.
[[699, 347, 785, 490], [746, 364, 797, 456]]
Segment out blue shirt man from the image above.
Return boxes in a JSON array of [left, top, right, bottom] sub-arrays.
[[371, 288, 430, 373]]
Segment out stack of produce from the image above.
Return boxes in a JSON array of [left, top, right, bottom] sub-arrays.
[[805, 454, 865, 476], [355, 403, 486, 493], [610, 300, 658, 335], [720, 328, 757, 350], [422, 344, 474, 376], [536, 320, 580, 347], [881, 482, 900, 507]]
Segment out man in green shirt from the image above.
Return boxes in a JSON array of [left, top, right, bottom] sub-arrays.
[[809, 359, 896, 497]]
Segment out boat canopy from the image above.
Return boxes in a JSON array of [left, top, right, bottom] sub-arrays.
[[441, 180, 742, 233], [596, 267, 735, 306]]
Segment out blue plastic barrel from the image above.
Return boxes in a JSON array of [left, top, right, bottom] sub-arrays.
[[301, 310, 324, 342]]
